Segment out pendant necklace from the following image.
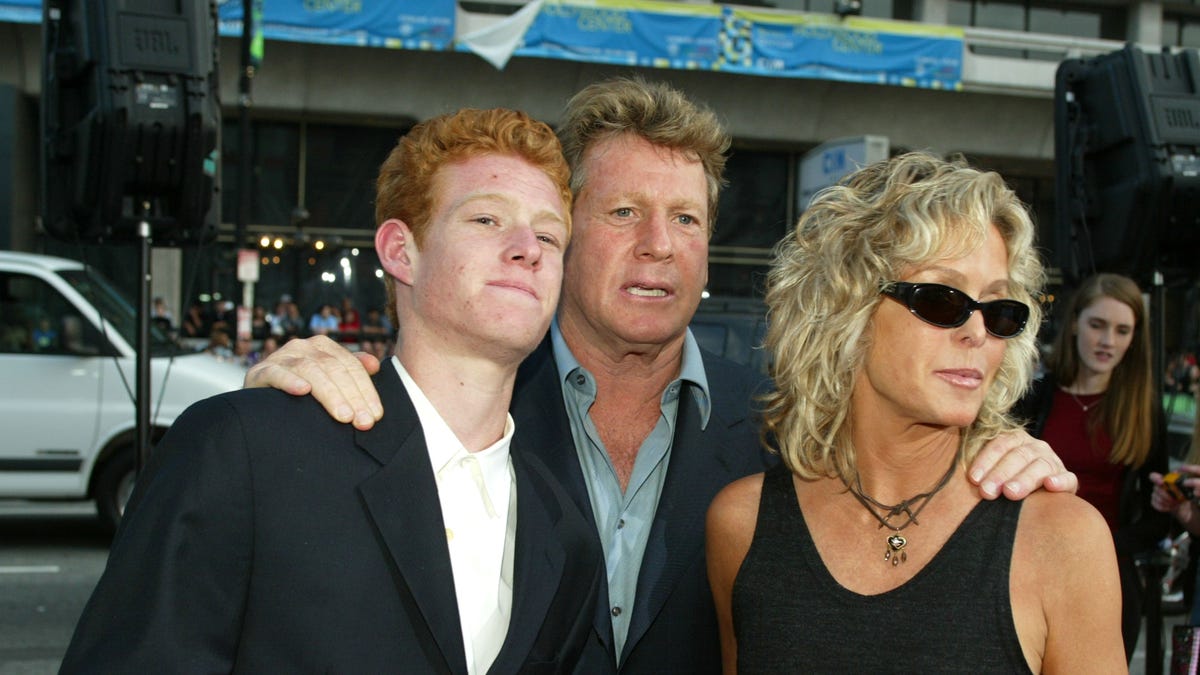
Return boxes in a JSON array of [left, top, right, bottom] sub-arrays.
[[841, 457, 957, 567], [1061, 386, 1103, 412]]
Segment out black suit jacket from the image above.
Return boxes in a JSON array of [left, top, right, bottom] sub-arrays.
[[512, 337, 773, 674], [61, 359, 602, 674]]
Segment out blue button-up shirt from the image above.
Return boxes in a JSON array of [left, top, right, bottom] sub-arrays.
[[550, 319, 711, 662]]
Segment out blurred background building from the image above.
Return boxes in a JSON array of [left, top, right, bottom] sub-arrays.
[[0, 0, 1195, 349]]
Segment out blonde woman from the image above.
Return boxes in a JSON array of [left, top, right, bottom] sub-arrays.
[[707, 153, 1123, 673]]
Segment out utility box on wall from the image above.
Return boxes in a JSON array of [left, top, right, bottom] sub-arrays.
[[797, 135, 890, 213]]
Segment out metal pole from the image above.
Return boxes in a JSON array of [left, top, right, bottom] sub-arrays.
[[1144, 267, 1167, 675], [1153, 269, 1166, 407], [136, 214, 152, 473], [235, 0, 254, 283]]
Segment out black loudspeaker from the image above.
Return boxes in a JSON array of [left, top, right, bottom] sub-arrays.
[[41, 0, 220, 246], [1054, 44, 1200, 285]]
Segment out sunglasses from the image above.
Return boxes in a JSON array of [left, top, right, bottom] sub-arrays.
[[881, 282, 1029, 339]]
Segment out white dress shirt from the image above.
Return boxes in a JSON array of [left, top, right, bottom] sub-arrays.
[[393, 357, 516, 675]]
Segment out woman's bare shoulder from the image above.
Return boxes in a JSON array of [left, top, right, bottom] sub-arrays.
[[1012, 490, 1125, 671], [1016, 490, 1110, 549], [706, 472, 768, 597], [1012, 490, 1118, 615], [708, 472, 767, 524], [707, 472, 769, 556]]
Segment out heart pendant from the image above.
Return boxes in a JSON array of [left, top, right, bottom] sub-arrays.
[[885, 534, 908, 566]]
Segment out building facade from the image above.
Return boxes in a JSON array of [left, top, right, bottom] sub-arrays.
[[0, 0, 1196, 340]]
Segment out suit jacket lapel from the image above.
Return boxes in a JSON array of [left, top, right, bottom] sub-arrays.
[[512, 339, 594, 527], [511, 338, 614, 658], [357, 360, 467, 675], [623, 357, 750, 661], [487, 441, 567, 673]]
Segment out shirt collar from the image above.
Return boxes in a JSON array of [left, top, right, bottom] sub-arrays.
[[549, 317, 711, 429], [391, 356, 515, 473]]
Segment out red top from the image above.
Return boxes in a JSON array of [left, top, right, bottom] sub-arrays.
[[1040, 388, 1121, 533], [339, 309, 361, 343]]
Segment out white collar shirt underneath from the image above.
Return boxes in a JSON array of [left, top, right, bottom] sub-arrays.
[[392, 356, 516, 675]]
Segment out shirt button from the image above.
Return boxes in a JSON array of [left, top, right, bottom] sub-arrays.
[[617, 519, 625, 529], [611, 606, 622, 617], [575, 374, 585, 386]]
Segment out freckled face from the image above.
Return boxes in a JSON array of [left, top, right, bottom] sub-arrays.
[[397, 154, 569, 364], [855, 223, 1012, 429], [558, 133, 710, 355]]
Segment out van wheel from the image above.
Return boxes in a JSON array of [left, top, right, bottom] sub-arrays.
[[94, 451, 136, 533]]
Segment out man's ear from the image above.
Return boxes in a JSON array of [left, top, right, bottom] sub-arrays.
[[376, 219, 418, 287]]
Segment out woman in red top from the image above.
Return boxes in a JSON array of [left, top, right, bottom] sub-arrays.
[[1016, 272, 1168, 662], [338, 297, 361, 343]]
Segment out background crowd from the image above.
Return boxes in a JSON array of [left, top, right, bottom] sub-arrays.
[[157, 294, 395, 368], [1168, 351, 1200, 401]]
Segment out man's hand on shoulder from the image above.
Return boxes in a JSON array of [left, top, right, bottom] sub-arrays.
[[243, 335, 384, 430], [968, 429, 1078, 500]]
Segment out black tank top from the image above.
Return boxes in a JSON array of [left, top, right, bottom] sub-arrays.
[[732, 463, 1032, 674]]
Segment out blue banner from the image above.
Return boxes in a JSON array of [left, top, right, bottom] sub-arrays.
[[215, 0, 453, 50], [0, 1, 455, 50], [515, 0, 961, 89], [518, 0, 723, 70], [716, 7, 963, 89], [1, 0, 961, 89], [0, 0, 38, 24]]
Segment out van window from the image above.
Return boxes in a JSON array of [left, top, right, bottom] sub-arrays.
[[58, 269, 184, 356], [0, 272, 106, 356]]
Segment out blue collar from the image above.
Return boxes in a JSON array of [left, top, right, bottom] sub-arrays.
[[549, 317, 711, 430]]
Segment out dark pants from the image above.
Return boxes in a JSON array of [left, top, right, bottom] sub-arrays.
[[1120, 552, 1143, 663]]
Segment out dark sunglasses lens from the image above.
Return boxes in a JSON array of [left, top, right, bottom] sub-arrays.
[[910, 285, 969, 327], [982, 301, 1028, 338]]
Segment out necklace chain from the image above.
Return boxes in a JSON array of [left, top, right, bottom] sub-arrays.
[[1062, 386, 1103, 412], [841, 457, 957, 567]]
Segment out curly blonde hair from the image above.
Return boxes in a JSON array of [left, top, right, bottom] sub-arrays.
[[762, 152, 1046, 482]]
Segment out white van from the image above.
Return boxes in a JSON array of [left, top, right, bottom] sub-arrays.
[[0, 251, 246, 530]]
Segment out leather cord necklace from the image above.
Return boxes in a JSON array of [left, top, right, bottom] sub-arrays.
[[842, 457, 957, 567]]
